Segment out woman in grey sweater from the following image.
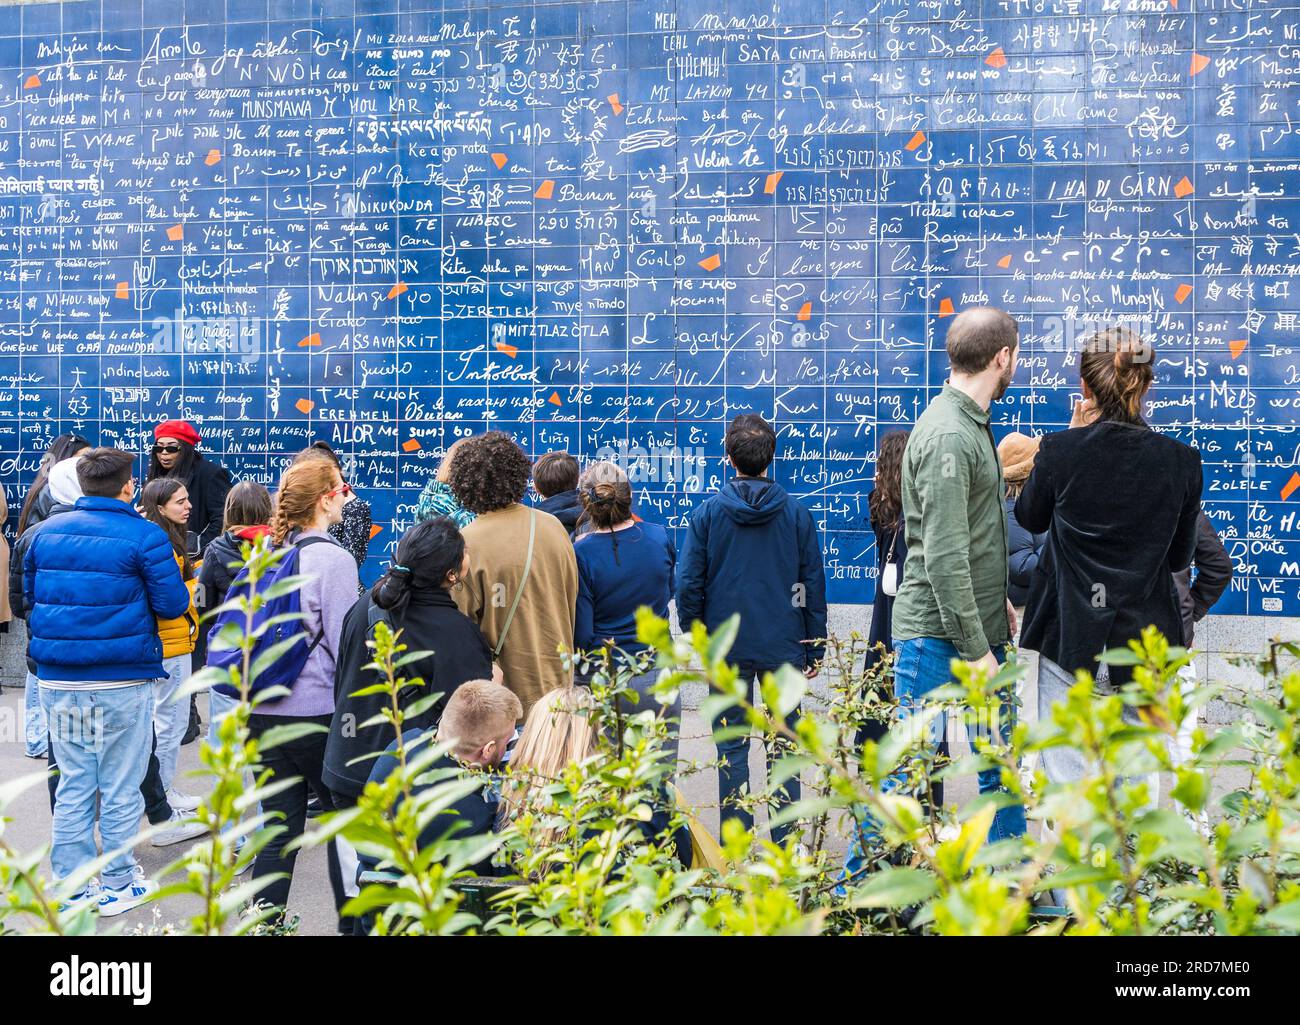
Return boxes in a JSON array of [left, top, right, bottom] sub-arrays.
[[248, 458, 360, 929]]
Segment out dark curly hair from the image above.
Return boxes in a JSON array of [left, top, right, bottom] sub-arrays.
[[868, 430, 909, 532], [446, 431, 532, 514]]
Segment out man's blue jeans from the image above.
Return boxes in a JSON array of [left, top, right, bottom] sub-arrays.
[[40, 682, 154, 890], [842, 637, 1026, 882]]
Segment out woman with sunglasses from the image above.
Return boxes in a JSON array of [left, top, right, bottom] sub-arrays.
[[249, 458, 359, 928], [292, 442, 372, 575], [146, 420, 232, 553]]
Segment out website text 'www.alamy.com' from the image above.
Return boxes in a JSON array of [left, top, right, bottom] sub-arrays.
[[1114, 985, 1251, 1000]]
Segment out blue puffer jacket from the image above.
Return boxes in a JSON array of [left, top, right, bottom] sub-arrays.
[[24, 496, 191, 682]]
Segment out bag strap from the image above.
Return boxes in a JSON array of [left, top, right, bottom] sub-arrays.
[[367, 599, 390, 630], [286, 531, 335, 655], [884, 524, 899, 565], [494, 507, 537, 659]]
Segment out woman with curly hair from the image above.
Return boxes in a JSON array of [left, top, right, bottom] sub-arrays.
[[447, 431, 578, 715]]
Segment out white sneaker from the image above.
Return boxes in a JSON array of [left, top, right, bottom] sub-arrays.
[[97, 866, 158, 918], [166, 787, 202, 813], [151, 808, 208, 847], [58, 878, 102, 914]]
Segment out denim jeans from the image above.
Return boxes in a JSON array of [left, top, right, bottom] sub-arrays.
[[712, 663, 802, 845], [47, 726, 171, 825], [207, 685, 239, 748], [24, 671, 48, 757], [843, 637, 1027, 881], [40, 682, 154, 890], [153, 654, 192, 792]]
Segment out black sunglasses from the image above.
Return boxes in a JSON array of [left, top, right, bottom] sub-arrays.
[[153, 443, 182, 454]]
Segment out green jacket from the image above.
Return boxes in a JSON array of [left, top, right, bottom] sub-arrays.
[[892, 384, 1011, 660]]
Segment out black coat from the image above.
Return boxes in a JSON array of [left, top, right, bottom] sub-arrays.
[[322, 587, 494, 799], [1015, 421, 1203, 686], [866, 511, 907, 665], [1005, 496, 1047, 608], [172, 453, 232, 552], [1172, 512, 1233, 647]]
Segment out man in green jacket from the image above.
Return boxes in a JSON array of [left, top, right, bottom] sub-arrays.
[[843, 307, 1027, 881]]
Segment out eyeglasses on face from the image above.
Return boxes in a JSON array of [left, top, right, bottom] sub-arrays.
[[153, 444, 182, 454], [325, 482, 353, 498]]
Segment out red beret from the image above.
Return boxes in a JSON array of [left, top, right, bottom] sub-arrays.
[[154, 420, 200, 447]]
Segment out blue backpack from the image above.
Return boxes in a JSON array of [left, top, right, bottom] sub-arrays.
[[207, 534, 334, 699]]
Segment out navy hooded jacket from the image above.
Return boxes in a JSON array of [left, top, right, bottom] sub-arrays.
[[676, 477, 827, 669], [537, 489, 583, 536], [24, 496, 192, 682]]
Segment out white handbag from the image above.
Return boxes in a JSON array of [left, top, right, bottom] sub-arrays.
[[881, 528, 900, 597]]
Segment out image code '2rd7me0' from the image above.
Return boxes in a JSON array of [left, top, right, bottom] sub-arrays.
[[0, 0, 1297, 609]]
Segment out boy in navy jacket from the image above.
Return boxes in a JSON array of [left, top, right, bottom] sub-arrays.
[[676, 414, 826, 844], [25, 447, 190, 917]]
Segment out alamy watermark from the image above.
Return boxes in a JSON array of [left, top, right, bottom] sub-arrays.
[[149, 309, 261, 361], [594, 442, 709, 492], [1039, 316, 1156, 362]]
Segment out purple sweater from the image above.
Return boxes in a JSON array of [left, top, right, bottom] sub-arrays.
[[260, 529, 360, 718]]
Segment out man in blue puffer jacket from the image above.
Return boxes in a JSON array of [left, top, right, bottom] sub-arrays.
[[25, 447, 190, 917], [676, 413, 827, 846]]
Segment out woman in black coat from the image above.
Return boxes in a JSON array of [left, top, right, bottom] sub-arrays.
[[147, 420, 233, 552], [322, 516, 496, 804], [1015, 329, 1202, 783]]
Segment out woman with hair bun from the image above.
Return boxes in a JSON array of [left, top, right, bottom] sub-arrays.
[[572, 460, 679, 766], [323, 515, 497, 805], [1015, 328, 1204, 785]]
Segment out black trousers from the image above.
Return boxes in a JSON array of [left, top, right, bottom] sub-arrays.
[[47, 727, 172, 824], [248, 713, 345, 924]]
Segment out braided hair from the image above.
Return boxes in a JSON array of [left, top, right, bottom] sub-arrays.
[[270, 460, 339, 547]]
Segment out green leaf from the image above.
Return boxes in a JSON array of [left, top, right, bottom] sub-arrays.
[[706, 614, 739, 666], [1262, 900, 1300, 932], [849, 867, 939, 909], [402, 692, 446, 721], [249, 633, 311, 684], [256, 721, 329, 751], [766, 664, 807, 720]]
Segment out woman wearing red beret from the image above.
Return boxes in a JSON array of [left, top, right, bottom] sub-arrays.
[[146, 420, 233, 553]]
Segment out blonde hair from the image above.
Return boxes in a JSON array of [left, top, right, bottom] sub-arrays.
[[437, 679, 523, 762], [270, 460, 340, 546], [497, 686, 598, 837]]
